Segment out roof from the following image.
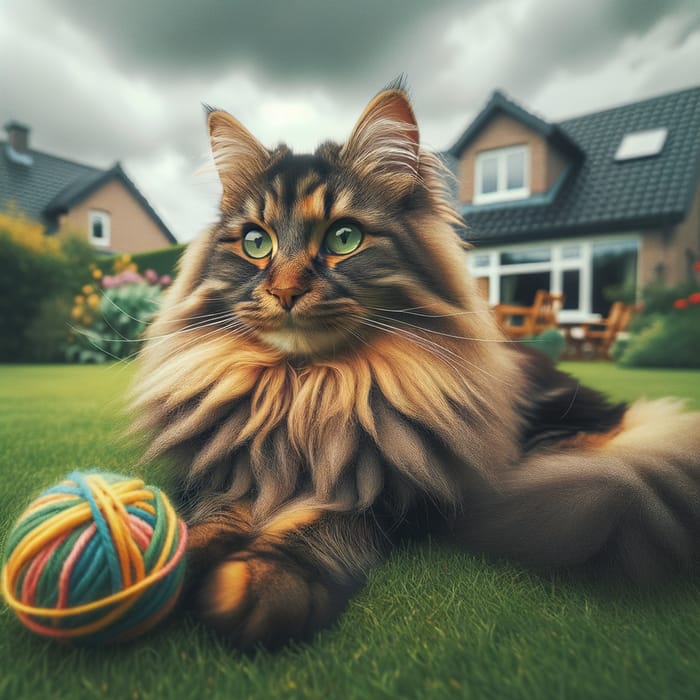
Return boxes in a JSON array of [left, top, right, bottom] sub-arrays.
[[448, 89, 581, 160], [449, 85, 700, 245], [0, 141, 176, 243]]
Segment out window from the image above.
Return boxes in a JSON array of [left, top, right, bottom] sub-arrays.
[[89, 210, 111, 247], [474, 145, 529, 204], [500, 271, 551, 307], [591, 240, 638, 316], [468, 237, 639, 322], [614, 128, 667, 161]]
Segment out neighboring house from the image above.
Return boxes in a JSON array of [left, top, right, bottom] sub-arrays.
[[0, 121, 176, 253], [445, 85, 700, 321]]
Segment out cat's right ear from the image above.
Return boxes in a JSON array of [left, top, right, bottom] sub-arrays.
[[207, 109, 270, 208]]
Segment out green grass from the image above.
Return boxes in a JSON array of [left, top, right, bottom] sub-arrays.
[[1, 362, 700, 699]]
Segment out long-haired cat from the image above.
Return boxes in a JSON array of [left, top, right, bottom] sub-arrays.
[[134, 81, 700, 649]]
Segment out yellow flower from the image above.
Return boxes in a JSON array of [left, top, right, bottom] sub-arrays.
[[71, 307, 83, 321], [81, 315, 93, 326], [92, 268, 103, 280], [74, 295, 85, 305], [82, 284, 93, 295], [87, 293, 100, 309]]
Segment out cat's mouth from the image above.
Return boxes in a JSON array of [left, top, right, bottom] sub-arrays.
[[236, 300, 367, 357]]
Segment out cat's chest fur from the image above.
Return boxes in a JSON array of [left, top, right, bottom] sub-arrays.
[[135, 323, 521, 521]]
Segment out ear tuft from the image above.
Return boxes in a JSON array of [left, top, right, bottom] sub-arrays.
[[208, 110, 270, 208], [341, 87, 420, 195]]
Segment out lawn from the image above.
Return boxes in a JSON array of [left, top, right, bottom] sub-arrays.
[[1, 362, 700, 700]]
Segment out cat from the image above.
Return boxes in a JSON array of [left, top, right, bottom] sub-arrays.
[[133, 80, 700, 649]]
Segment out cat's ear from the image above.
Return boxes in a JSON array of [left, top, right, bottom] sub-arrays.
[[207, 109, 270, 208], [341, 87, 420, 195]]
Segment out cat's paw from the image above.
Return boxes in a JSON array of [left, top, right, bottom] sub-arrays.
[[192, 547, 350, 649]]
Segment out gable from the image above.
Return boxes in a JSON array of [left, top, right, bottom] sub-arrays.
[[57, 177, 175, 253], [455, 85, 700, 245], [456, 112, 570, 204]]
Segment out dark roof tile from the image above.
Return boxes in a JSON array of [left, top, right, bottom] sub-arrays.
[[0, 142, 176, 243], [454, 85, 700, 244]]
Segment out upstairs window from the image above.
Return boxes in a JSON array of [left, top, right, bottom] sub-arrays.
[[614, 128, 667, 161], [89, 210, 111, 247], [474, 145, 529, 204]]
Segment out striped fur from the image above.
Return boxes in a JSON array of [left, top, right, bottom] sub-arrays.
[[134, 85, 700, 648]]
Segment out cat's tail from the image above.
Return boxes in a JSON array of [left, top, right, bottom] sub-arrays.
[[458, 399, 700, 580]]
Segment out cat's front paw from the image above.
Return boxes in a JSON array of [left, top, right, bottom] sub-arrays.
[[192, 547, 352, 649]]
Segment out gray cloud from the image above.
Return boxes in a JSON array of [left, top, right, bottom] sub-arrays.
[[2, 0, 700, 241], [15, 0, 471, 86]]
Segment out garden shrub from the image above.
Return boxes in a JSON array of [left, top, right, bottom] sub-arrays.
[[92, 243, 186, 278], [66, 259, 171, 363], [0, 211, 95, 362], [615, 278, 700, 368], [521, 329, 566, 362], [131, 244, 186, 276]]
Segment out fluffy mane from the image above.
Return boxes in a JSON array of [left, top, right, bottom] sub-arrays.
[[134, 208, 521, 524]]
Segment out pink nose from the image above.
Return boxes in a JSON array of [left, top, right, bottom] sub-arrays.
[[268, 286, 307, 310]]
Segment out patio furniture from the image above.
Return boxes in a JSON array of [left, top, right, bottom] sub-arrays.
[[494, 290, 565, 340], [578, 302, 640, 358]]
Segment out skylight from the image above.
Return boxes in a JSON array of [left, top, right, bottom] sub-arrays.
[[614, 128, 667, 161]]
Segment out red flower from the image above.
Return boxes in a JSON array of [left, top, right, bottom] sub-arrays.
[[695, 260, 700, 272], [673, 298, 689, 310], [688, 292, 700, 305]]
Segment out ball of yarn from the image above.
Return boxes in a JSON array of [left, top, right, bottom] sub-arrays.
[[1, 470, 188, 645]]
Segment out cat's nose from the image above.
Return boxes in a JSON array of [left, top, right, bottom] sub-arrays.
[[268, 286, 308, 311]]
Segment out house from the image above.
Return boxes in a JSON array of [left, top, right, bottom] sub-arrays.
[[0, 121, 177, 253], [445, 85, 700, 322]]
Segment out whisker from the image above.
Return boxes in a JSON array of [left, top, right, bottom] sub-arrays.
[[354, 315, 504, 385], [370, 314, 514, 387], [372, 312, 516, 344], [368, 304, 494, 319]]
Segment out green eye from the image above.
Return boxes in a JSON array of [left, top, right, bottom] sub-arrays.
[[323, 222, 363, 256], [242, 229, 273, 259]]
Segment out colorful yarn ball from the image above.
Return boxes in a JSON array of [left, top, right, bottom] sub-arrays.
[[1, 470, 188, 645]]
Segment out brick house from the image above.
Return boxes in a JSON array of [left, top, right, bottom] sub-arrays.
[[0, 121, 176, 253], [445, 85, 700, 321]]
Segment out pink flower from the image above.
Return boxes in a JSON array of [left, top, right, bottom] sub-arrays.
[[159, 275, 172, 287], [116, 270, 143, 285], [102, 275, 115, 288], [673, 298, 689, 310], [688, 292, 700, 305], [144, 268, 159, 284]]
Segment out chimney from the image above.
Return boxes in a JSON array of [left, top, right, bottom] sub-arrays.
[[5, 121, 30, 153]]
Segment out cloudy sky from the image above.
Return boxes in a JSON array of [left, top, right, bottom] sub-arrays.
[[2, 0, 699, 242]]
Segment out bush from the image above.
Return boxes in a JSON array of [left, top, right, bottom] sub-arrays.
[[93, 244, 186, 279], [521, 329, 566, 362], [0, 211, 95, 362], [615, 283, 700, 368], [66, 262, 170, 363], [131, 244, 186, 276]]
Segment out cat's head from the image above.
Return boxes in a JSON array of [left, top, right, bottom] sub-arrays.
[[164, 84, 479, 360]]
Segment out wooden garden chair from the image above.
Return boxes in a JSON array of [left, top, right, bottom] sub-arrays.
[[494, 290, 565, 340], [578, 302, 640, 358]]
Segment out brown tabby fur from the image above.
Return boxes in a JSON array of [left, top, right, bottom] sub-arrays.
[[134, 81, 700, 648]]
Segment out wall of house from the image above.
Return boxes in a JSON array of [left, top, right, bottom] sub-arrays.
[[639, 183, 700, 288], [57, 179, 171, 253], [457, 113, 568, 203]]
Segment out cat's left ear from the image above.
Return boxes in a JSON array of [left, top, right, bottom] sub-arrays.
[[207, 109, 270, 208], [341, 87, 420, 196]]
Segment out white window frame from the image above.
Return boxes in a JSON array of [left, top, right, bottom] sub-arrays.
[[467, 235, 640, 323], [474, 145, 530, 204], [89, 210, 111, 247]]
